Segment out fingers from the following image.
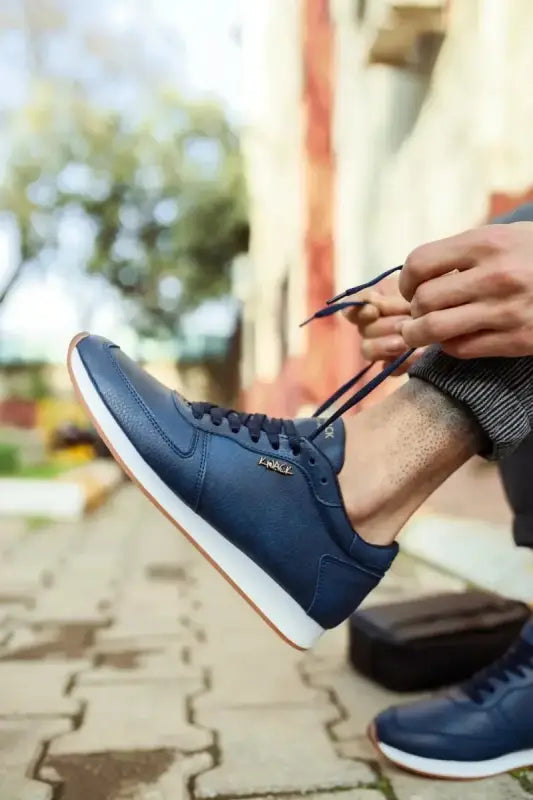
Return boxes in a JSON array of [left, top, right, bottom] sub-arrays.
[[343, 291, 381, 325], [343, 288, 411, 359], [409, 261, 513, 318], [361, 334, 406, 360], [372, 294, 411, 316], [356, 304, 380, 323], [362, 314, 409, 339], [401, 302, 494, 348], [343, 290, 410, 327], [345, 311, 408, 358], [410, 269, 474, 317], [399, 226, 505, 301], [343, 303, 379, 326], [442, 330, 527, 359]]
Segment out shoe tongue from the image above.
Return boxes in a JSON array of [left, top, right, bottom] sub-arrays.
[[293, 417, 346, 473]]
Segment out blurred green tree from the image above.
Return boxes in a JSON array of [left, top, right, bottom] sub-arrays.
[[1, 86, 248, 334]]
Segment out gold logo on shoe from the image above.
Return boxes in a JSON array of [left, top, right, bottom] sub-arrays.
[[258, 456, 293, 476]]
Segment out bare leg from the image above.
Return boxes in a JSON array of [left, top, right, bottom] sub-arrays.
[[338, 378, 483, 545]]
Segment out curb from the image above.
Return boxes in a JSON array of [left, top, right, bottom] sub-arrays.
[[0, 459, 124, 520], [400, 510, 533, 604]]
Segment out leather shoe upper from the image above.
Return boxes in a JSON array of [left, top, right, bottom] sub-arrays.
[[76, 334, 398, 628]]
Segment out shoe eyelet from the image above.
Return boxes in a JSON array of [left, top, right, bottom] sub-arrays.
[[272, 444, 280, 451], [320, 476, 328, 485], [308, 457, 316, 466]]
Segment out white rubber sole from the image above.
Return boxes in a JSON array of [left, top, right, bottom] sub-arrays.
[[68, 339, 324, 650], [376, 738, 533, 780]]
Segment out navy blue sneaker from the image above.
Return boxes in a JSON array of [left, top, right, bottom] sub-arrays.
[[67, 330, 403, 649], [371, 619, 533, 779]]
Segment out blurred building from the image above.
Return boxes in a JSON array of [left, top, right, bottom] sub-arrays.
[[238, 0, 533, 415]]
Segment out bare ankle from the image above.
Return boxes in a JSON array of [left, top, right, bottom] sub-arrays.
[[338, 378, 482, 545]]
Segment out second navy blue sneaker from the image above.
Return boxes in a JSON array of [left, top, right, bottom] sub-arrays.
[[371, 618, 533, 779], [67, 332, 400, 649]]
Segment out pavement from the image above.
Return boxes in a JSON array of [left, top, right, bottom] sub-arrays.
[[0, 483, 531, 800]]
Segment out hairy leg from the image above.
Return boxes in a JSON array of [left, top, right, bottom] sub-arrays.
[[338, 378, 483, 545]]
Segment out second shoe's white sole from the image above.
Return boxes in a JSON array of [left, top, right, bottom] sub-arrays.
[[68, 340, 324, 650], [376, 739, 533, 779]]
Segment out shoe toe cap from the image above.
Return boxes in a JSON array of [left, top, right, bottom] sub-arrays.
[[374, 705, 453, 760], [373, 695, 498, 762], [72, 332, 198, 475]]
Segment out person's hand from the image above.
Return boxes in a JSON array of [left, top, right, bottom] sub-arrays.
[[399, 222, 533, 358], [344, 275, 424, 373]]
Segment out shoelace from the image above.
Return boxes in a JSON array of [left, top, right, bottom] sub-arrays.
[[305, 264, 415, 438], [461, 635, 533, 705], [190, 402, 301, 453], [191, 265, 414, 451]]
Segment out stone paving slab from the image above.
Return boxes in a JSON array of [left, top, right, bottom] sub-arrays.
[[0, 517, 90, 605], [196, 648, 323, 709], [2, 486, 532, 800], [27, 574, 115, 626], [93, 558, 197, 645], [80, 642, 201, 685], [0, 622, 103, 661], [0, 717, 70, 800], [93, 632, 192, 655], [0, 521, 82, 572], [0, 601, 27, 633], [194, 705, 374, 797], [0, 661, 86, 717], [48, 681, 212, 755], [0, 518, 27, 558], [0, 777, 52, 800], [305, 660, 427, 743], [43, 750, 212, 800], [191, 550, 327, 710], [192, 542, 301, 646], [390, 770, 531, 800], [133, 534, 197, 576], [248, 794, 384, 800], [112, 579, 194, 615], [96, 616, 192, 643], [197, 617, 322, 708]]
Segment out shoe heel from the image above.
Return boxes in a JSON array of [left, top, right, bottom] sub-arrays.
[[307, 555, 381, 629]]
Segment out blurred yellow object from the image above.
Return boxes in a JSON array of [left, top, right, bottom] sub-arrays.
[[50, 444, 95, 467], [36, 398, 93, 461], [37, 397, 88, 433]]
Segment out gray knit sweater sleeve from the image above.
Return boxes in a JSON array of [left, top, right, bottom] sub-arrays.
[[408, 203, 533, 460]]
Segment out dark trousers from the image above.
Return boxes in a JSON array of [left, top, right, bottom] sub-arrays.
[[493, 202, 533, 547], [499, 434, 533, 549]]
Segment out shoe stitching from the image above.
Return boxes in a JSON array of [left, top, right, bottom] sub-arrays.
[[306, 553, 382, 624], [192, 430, 210, 512], [103, 342, 198, 459]]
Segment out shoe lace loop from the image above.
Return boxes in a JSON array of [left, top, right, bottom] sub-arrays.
[[191, 264, 414, 452], [190, 402, 301, 454], [462, 636, 533, 704]]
